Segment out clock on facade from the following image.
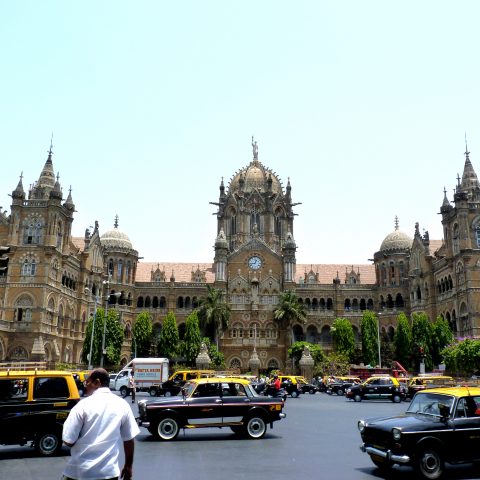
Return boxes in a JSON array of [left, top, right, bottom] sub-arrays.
[[248, 256, 262, 270]]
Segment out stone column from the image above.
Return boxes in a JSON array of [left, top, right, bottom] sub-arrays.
[[299, 346, 314, 381], [195, 342, 211, 370], [248, 348, 260, 376]]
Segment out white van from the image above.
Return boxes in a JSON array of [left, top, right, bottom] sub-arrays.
[[113, 358, 169, 397]]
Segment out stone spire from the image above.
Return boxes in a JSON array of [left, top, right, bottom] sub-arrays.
[[37, 142, 56, 190], [12, 172, 25, 199], [64, 186, 75, 211], [460, 141, 480, 192], [50, 173, 63, 200]]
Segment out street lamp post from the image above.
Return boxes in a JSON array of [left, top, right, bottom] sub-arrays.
[[100, 278, 121, 368], [85, 287, 101, 370]]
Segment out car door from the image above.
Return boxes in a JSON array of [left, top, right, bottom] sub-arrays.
[[186, 382, 223, 426], [221, 382, 251, 424], [0, 377, 30, 444], [364, 378, 380, 398], [450, 396, 480, 462]]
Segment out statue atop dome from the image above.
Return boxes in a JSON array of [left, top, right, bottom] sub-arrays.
[[252, 136, 258, 160]]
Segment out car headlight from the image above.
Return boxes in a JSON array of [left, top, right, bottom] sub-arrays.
[[392, 428, 401, 441], [358, 420, 366, 433]]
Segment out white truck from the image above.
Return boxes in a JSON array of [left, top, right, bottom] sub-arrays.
[[113, 358, 169, 397]]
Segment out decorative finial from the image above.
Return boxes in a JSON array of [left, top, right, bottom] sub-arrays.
[[394, 216, 399, 231], [465, 132, 470, 159], [114, 214, 119, 229], [48, 133, 53, 156], [252, 136, 258, 160], [457, 173, 461, 186]]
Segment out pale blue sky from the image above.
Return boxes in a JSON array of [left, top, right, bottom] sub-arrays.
[[1, 1, 479, 266]]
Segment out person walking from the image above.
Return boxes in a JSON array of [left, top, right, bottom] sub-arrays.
[[62, 368, 140, 480], [128, 371, 136, 403]]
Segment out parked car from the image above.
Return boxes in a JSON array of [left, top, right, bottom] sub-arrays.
[[137, 377, 286, 441], [358, 386, 480, 479], [0, 370, 80, 455], [155, 369, 215, 397], [326, 376, 361, 396], [406, 375, 455, 399], [278, 375, 317, 397], [346, 375, 405, 403]]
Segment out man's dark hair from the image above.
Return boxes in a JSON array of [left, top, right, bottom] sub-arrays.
[[89, 368, 110, 387]]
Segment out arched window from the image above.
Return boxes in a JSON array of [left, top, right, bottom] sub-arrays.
[[395, 293, 404, 308], [453, 224, 460, 255], [137, 296, 144, 308], [367, 298, 374, 310], [15, 295, 33, 322], [108, 259, 114, 276], [159, 296, 166, 308], [21, 257, 36, 276], [230, 358, 242, 370], [177, 297, 184, 308], [475, 222, 480, 247], [230, 215, 237, 235], [117, 259, 123, 282], [56, 221, 63, 249], [326, 298, 333, 310], [344, 299, 351, 311], [352, 299, 359, 311], [145, 296, 151, 308], [360, 299, 366, 311], [125, 261, 130, 283], [152, 296, 159, 308]]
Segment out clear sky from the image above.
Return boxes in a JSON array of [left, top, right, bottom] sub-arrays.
[[1, 1, 479, 266]]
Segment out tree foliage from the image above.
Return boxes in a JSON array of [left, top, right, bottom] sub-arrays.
[[197, 285, 231, 347], [394, 312, 412, 369], [81, 307, 124, 367], [314, 352, 351, 378], [288, 341, 326, 365], [157, 312, 179, 359], [411, 312, 433, 371], [180, 311, 203, 365], [331, 317, 355, 362], [132, 311, 153, 357], [273, 290, 307, 329], [360, 310, 379, 366], [431, 315, 454, 367], [442, 338, 480, 376]]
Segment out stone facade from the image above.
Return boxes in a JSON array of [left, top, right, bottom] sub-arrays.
[[0, 141, 478, 370]]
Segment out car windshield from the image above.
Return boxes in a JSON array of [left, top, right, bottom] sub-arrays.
[[407, 392, 454, 416]]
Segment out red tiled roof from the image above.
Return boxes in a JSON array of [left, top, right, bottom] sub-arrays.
[[71, 237, 84, 252], [429, 239, 443, 255], [135, 262, 215, 283], [296, 263, 376, 284]]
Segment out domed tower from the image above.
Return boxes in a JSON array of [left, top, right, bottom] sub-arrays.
[[212, 138, 298, 254], [100, 216, 139, 307], [374, 217, 412, 310]]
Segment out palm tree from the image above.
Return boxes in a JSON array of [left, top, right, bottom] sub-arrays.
[[197, 285, 231, 349], [274, 290, 307, 344]]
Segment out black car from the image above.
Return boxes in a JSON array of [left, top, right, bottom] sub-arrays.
[[0, 370, 80, 455], [137, 377, 286, 440], [358, 386, 480, 479], [326, 377, 361, 396], [346, 376, 405, 403]]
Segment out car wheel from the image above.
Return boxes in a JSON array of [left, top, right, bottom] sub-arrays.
[[291, 390, 299, 398], [353, 394, 362, 402], [309, 389, 315, 394], [244, 416, 266, 439], [336, 388, 344, 396], [392, 394, 402, 403], [120, 386, 128, 398], [416, 447, 444, 479], [35, 431, 62, 456], [149, 387, 157, 396], [154, 417, 180, 441], [371, 455, 393, 472], [164, 390, 172, 397]]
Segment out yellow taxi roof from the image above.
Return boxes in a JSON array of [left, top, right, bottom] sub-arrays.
[[417, 386, 480, 397], [189, 376, 251, 385], [0, 370, 75, 377]]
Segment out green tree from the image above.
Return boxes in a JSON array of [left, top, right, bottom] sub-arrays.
[[442, 338, 480, 376], [288, 341, 326, 365], [431, 316, 454, 367], [158, 312, 179, 359], [274, 290, 307, 344], [180, 311, 202, 365], [82, 307, 124, 367], [315, 352, 351, 378], [411, 312, 433, 370], [197, 285, 231, 348], [360, 310, 379, 366], [132, 311, 153, 357], [394, 312, 412, 369], [331, 317, 355, 362], [202, 337, 225, 369]]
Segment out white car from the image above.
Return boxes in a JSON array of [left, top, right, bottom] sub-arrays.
[[109, 373, 117, 390]]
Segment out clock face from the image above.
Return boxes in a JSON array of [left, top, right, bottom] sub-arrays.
[[248, 256, 262, 270]]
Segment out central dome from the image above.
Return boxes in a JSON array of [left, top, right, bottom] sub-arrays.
[[101, 228, 133, 250], [228, 160, 282, 194], [379, 230, 412, 253]]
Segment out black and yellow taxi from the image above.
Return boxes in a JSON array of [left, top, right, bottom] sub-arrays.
[[346, 375, 405, 403], [154, 369, 215, 397], [406, 374, 455, 399], [359, 386, 480, 479], [70, 370, 91, 397], [137, 376, 286, 440], [326, 376, 361, 396], [0, 369, 80, 455], [278, 375, 317, 397]]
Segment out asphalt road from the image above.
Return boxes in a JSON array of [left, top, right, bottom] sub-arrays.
[[2, 392, 480, 480]]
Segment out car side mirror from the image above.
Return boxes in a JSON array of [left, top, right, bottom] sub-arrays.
[[438, 403, 450, 419]]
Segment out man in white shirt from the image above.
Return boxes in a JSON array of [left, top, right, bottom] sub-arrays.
[[62, 368, 140, 480]]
